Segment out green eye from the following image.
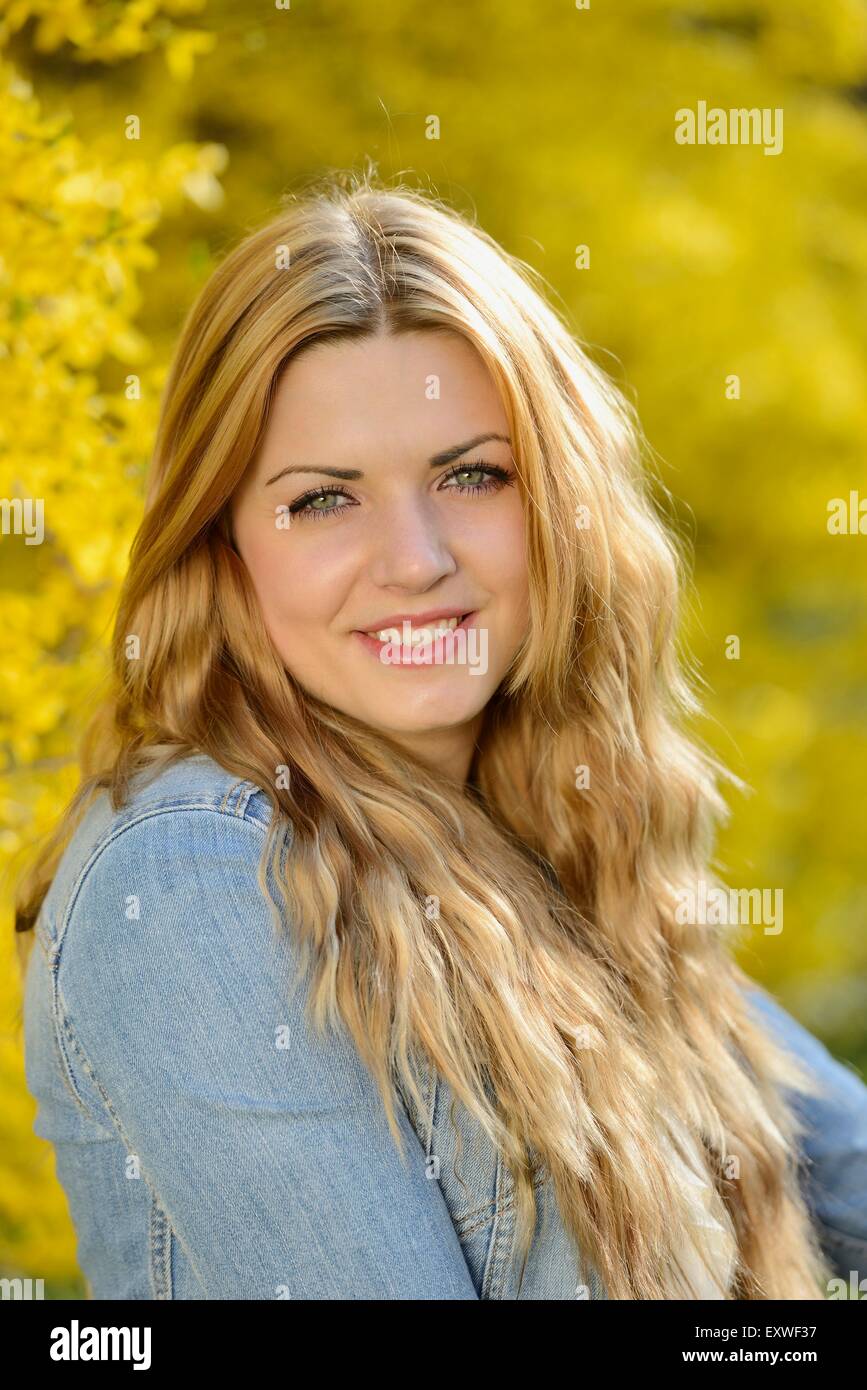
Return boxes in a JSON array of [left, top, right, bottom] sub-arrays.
[[286, 462, 515, 524], [287, 485, 356, 521], [440, 461, 514, 494]]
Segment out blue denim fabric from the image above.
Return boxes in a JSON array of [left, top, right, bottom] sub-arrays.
[[23, 752, 867, 1299], [742, 985, 867, 1286]]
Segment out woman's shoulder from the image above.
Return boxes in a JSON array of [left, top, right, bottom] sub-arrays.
[[34, 754, 374, 1134], [119, 749, 276, 831], [37, 751, 281, 948]]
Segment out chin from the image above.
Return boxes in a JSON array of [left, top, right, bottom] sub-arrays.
[[356, 688, 490, 736]]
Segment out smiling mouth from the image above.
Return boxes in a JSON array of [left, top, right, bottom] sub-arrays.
[[361, 612, 473, 644], [354, 610, 478, 662]]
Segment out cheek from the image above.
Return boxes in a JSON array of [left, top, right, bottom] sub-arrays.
[[237, 533, 308, 634], [241, 530, 351, 643], [473, 502, 529, 617]]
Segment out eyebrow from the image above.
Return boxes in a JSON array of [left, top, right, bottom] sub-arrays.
[[263, 433, 512, 487]]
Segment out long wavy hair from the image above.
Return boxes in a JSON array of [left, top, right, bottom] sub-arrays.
[[15, 169, 831, 1300]]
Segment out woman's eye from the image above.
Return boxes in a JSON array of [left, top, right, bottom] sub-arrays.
[[284, 462, 514, 523], [440, 461, 514, 494], [287, 486, 355, 522]]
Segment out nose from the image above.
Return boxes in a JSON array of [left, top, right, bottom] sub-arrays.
[[367, 494, 458, 592]]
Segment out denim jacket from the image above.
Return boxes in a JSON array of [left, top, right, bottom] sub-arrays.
[[23, 752, 867, 1299]]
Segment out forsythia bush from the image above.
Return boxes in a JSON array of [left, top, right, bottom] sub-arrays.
[[2, 0, 216, 74], [1, 0, 866, 1292], [0, 0, 224, 1290]]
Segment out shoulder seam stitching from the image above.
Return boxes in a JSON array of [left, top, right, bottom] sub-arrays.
[[55, 800, 270, 956], [48, 800, 274, 1139]]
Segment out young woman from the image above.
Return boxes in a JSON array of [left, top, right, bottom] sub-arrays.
[[15, 173, 867, 1300]]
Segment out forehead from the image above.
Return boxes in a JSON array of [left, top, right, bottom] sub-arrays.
[[262, 329, 508, 461]]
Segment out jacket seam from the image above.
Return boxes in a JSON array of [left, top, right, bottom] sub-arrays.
[[149, 1195, 174, 1300], [481, 1150, 512, 1299], [422, 1065, 437, 1161], [51, 804, 273, 1134], [41, 800, 269, 1126], [48, 956, 94, 1120], [55, 974, 184, 1301], [46, 797, 279, 1292], [55, 799, 270, 954], [454, 1169, 550, 1237], [29, 925, 99, 1123], [219, 778, 269, 821], [397, 1048, 438, 1157], [55, 983, 143, 1153]]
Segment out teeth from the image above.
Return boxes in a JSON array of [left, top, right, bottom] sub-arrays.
[[371, 615, 462, 643]]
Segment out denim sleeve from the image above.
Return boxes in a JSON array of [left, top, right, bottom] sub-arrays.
[[56, 809, 478, 1300], [742, 983, 867, 1281]]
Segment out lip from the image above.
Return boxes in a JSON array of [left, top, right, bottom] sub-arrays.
[[353, 605, 473, 634], [354, 610, 479, 667]]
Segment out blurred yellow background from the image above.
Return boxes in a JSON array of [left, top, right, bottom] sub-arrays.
[[1, 0, 865, 1296]]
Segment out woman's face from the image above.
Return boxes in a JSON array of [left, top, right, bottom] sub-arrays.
[[230, 328, 530, 780]]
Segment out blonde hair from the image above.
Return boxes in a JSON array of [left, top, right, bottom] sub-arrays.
[[16, 168, 831, 1299]]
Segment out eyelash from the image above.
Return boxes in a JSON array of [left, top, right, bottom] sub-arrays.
[[284, 461, 515, 522]]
